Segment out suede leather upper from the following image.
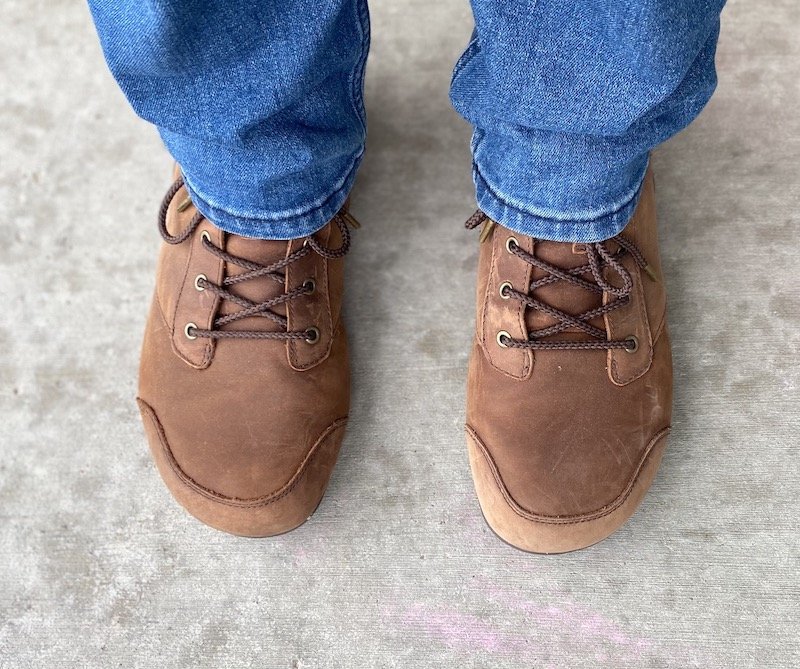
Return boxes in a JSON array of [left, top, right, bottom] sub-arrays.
[[466, 169, 673, 537], [137, 176, 350, 534]]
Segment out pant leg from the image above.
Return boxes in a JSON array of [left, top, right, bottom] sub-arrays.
[[88, 0, 370, 239], [450, 0, 726, 243]]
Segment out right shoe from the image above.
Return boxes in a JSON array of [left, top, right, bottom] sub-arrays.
[[137, 171, 358, 536], [464, 168, 673, 553]]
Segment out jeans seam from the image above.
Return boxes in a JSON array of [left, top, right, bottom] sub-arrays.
[[473, 155, 649, 225], [180, 150, 362, 238], [451, 34, 480, 85], [180, 147, 363, 224], [349, 0, 370, 139]]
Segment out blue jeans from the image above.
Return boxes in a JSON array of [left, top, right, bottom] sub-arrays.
[[88, 0, 725, 242]]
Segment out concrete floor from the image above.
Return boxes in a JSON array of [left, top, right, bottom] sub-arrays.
[[1, 1, 798, 667]]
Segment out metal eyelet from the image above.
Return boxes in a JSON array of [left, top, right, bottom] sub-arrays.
[[499, 281, 513, 299], [194, 274, 207, 291], [302, 278, 316, 294], [200, 230, 211, 244], [624, 335, 639, 353], [505, 237, 519, 253], [496, 330, 512, 348], [304, 327, 320, 344], [184, 322, 198, 340]]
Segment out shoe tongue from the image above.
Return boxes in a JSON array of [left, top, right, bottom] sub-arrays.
[[524, 239, 607, 340], [224, 234, 288, 268], [217, 234, 291, 326]]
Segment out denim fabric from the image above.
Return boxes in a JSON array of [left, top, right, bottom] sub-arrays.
[[449, 1, 726, 242], [88, 0, 370, 239], [89, 0, 724, 242]]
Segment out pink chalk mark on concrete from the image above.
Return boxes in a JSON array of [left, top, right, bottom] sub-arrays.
[[385, 582, 716, 667], [524, 601, 652, 655], [484, 582, 713, 668], [391, 602, 530, 655]]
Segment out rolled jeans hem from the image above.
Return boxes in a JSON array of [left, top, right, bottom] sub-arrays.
[[472, 159, 649, 244], [179, 149, 364, 240]]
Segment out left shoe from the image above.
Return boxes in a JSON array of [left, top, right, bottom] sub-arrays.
[[464, 168, 673, 553], [137, 169, 357, 537]]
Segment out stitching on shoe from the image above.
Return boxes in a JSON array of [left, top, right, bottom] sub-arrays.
[[608, 265, 654, 385], [650, 310, 667, 345], [478, 232, 497, 363], [163, 215, 215, 369], [155, 291, 216, 368], [155, 293, 169, 333], [465, 423, 670, 525], [170, 207, 193, 346], [137, 397, 347, 509], [479, 230, 531, 380], [515, 239, 533, 378], [288, 230, 335, 371]]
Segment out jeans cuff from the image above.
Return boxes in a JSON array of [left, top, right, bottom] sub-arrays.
[[179, 150, 363, 240], [472, 157, 649, 244]]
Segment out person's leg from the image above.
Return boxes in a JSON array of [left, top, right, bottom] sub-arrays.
[[451, 0, 724, 243], [88, 0, 369, 535], [455, 0, 725, 553], [88, 0, 370, 238]]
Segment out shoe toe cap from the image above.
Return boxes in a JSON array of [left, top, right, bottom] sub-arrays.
[[465, 424, 670, 553], [137, 397, 347, 537]]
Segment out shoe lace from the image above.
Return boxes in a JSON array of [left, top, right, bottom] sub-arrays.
[[465, 211, 656, 351], [158, 177, 356, 343]]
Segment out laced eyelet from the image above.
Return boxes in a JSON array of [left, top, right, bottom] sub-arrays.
[[200, 230, 211, 244], [505, 237, 519, 253], [499, 281, 513, 299], [624, 335, 639, 353], [304, 327, 320, 344], [184, 322, 198, 340], [194, 274, 207, 291], [302, 278, 316, 294], [496, 330, 512, 348]]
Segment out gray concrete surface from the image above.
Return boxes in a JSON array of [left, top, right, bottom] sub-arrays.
[[1, 1, 798, 667]]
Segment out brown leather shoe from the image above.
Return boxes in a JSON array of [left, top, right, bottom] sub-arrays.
[[137, 172, 357, 537], [465, 168, 672, 553]]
